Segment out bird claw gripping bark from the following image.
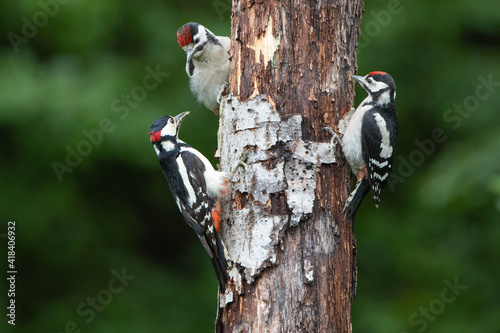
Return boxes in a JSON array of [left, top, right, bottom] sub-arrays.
[[217, 82, 229, 105], [234, 149, 250, 172], [322, 126, 341, 148]]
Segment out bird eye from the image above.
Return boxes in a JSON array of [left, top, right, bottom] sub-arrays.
[[367, 77, 373, 83], [194, 38, 199, 44]]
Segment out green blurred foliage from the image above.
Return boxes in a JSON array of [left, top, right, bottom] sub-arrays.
[[0, 0, 498, 332]]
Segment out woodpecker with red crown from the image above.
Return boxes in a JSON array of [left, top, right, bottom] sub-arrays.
[[327, 71, 398, 219], [149, 111, 247, 290], [177, 22, 230, 115]]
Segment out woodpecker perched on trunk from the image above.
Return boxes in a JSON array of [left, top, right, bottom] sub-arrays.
[[177, 22, 230, 115], [149, 111, 237, 289], [328, 71, 398, 220]]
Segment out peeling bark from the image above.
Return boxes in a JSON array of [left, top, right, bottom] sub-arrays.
[[217, 1, 363, 332]]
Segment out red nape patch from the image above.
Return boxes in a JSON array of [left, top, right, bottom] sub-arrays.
[[369, 71, 387, 76], [149, 131, 161, 142], [177, 25, 193, 47], [212, 199, 222, 233]]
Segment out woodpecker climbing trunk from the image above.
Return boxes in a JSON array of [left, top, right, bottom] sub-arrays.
[[217, 1, 363, 332]]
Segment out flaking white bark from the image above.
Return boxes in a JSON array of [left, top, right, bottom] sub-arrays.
[[216, 1, 362, 330], [218, 94, 337, 297]]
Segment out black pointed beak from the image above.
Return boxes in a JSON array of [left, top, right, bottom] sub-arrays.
[[351, 74, 368, 91], [174, 111, 190, 128], [351, 75, 363, 83], [186, 48, 194, 64]]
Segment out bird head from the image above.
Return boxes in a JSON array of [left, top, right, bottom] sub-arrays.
[[149, 111, 190, 144], [177, 22, 219, 64], [352, 71, 396, 105]]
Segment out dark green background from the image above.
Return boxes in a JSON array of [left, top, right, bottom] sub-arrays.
[[1, 0, 499, 332]]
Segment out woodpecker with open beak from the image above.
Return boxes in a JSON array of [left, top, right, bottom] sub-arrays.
[[149, 111, 248, 289]]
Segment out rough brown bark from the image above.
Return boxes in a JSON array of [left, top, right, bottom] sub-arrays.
[[217, 1, 363, 332]]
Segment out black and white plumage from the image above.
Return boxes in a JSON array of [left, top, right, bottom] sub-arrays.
[[149, 111, 230, 289], [341, 71, 398, 219], [177, 22, 230, 115]]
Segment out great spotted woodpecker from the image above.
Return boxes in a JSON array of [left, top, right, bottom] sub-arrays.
[[329, 72, 398, 219], [150, 111, 229, 289], [149, 112, 248, 290], [177, 22, 230, 115]]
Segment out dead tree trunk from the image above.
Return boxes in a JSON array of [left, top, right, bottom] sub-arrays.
[[217, 1, 363, 332]]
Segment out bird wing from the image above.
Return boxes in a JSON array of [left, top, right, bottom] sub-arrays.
[[175, 149, 229, 289], [361, 109, 397, 205]]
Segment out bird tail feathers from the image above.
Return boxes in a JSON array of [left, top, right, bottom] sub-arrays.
[[343, 178, 370, 222], [211, 231, 230, 291]]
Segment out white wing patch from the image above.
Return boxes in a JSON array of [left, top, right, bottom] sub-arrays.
[[181, 146, 228, 199], [176, 155, 197, 206], [373, 113, 393, 158]]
